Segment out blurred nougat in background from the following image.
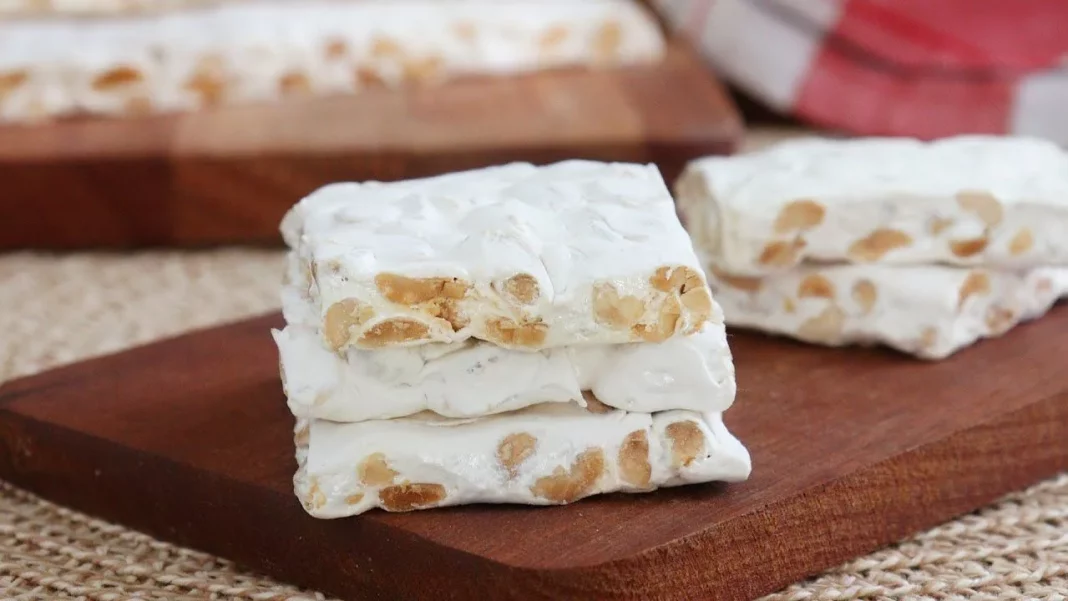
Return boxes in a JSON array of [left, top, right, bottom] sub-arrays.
[[0, 0, 670, 123]]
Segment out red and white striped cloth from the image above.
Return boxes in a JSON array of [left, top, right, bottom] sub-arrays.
[[651, 0, 1068, 145]]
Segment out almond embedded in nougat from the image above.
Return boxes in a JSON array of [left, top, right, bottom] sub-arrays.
[[665, 421, 705, 468], [650, 265, 704, 294], [184, 57, 227, 107], [956, 190, 1003, 227], [1009, 228, 1034, 256], [0, 71, 29, 98], [304, 478, 327, 511], [358, 453, 398, 487], [530, 448, 605, 503], [985, 305, 1016, 334], [651, 266, 713, 320], [323, 299, 375, 350], [483, 317, 548, 347], [797, 305, 846, 343], [632, 295, 681, 343], [774, 199, 825, 234], [324, 39, 349, 59], [370, 36, 405, 59], [91, 66, 144, 90], [759, 238, 807, 267], [711, 267, 763, 293], [798, 274, 835, 299], [402, 56, 445, 84], [919, 327, 938, 351], [538, 24, 569, 52], [358, 318, 431, 347], [949, 236, 989, 258], [593, 20, 622, 62], [592, 284, 646, 329], [355, 67, 386, 88], [852, 279, 877, 314], [278, 71, 311, 96], [618, 430, 652, 488], [378, 483, 446, 512], [847, 229, 913, 262], [497, 432, 537, 479], [374, 273, 469, 306], [958, 271, 991, 310], [499, 273, 540, 305], [375, 273, 470, 332], [929, 217, 955, 236]]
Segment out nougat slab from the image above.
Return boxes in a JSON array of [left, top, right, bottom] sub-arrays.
[[676, 135, 1068, 276], [282, 161, 716, 351], [0, 0, 663, 123], [273, 320, 735, 422], [293, 403, 751, 518], [708, 262, 1068, 360]]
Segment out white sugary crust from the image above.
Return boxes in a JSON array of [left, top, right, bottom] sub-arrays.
[[706, 261, 1068, 359], [293, 403, 751, 518], [676, 135, 1068, 276], [273, 320, 736, 421], [282, 160, 718, 350], [0, 0, 664, 122]]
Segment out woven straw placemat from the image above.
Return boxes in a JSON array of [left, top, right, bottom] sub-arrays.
[[2, 252, 1067, 600]]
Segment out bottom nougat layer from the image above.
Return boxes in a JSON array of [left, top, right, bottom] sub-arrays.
[[708, 263, 1068, 359], [294, 403, 751, 518]]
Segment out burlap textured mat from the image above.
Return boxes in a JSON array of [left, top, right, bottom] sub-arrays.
[[1, 249, 1066, 600]]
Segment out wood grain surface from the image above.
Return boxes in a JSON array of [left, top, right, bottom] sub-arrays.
[[0, 40, 742, 251], [1, 306, 1066, 600]]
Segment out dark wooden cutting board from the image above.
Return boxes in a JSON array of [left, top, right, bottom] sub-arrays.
[[1, 307, 1066, 600], [0, 39, 741, 250]]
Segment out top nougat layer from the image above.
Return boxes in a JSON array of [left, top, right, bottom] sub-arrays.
[[281, 160, 717, 351], [676, 135, 1068, 275]]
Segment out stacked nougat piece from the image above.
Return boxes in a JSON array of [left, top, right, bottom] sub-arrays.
[[675, 135, 1068, 360], [0, 0, 664, 123], [273, 160, 751, 518]]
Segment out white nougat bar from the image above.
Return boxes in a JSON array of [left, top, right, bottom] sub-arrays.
[[0, 0, 664, 123], [273, 320, 735, 422], [293, 403, 751, 518], [707, 262, 1068, 359], [282, 161, 718, 351], [676, 135, 1068, 276]]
